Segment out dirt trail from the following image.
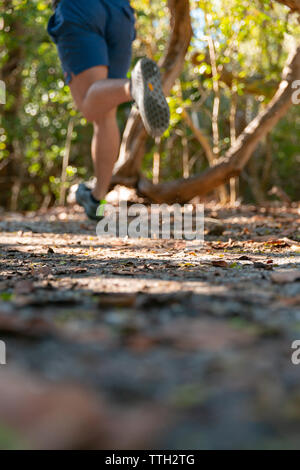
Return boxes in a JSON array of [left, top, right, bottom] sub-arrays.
[[0, 203, 299, 449]]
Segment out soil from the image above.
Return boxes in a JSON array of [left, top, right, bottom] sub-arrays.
[[0, 202, 299, 449]]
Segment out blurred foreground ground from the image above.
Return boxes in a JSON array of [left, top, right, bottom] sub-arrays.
[[0, 203, 300, 449]]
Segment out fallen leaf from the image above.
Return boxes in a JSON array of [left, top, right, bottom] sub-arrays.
[[254, 262, 273, 270], [72, 267, 88, 274], [31, 266, 51, 277], [212, 260, 229, 268], [207, 225, 225, 236]]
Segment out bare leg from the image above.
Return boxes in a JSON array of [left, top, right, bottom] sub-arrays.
[[70, 66, 132, 122], [69, 66, 132, 200], [82, 79, 132, 122], [91, 109, 120, 200]]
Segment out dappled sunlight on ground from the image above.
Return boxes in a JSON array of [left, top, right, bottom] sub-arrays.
[[0, 203, 299, 449]]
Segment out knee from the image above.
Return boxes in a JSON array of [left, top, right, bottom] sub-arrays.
[[80, 103, 116, 124], [80, 103, 100, 123], [91, 108, 117, 127]]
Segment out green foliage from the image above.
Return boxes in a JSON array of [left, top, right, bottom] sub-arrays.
[[0, 0, 299, 209]]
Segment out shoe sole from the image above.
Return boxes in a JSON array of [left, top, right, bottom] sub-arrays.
[[132, 58, 170, 138]]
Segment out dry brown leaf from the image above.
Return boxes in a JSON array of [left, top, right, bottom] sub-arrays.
[[72, 267, 88, 273], [212, 260, 229, 268], [251, 237, 289, 246], [31, 266, 51, 277], [254, 262, 273, 270]]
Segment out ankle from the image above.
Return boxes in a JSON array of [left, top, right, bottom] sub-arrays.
[[125, 79, 133, 100]]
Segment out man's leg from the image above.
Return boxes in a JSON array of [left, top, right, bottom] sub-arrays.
[[69, 61, 169, 219], [91, 109, 120, 200], [70, 66, 132, 121], [69, 66, 132, 201]]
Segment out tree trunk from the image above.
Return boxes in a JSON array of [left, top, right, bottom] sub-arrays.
[[0, 1, 24, 209], [59, 118, 74, 206], [277, 0, 300, 13], [138, 44, 300, 203], [112, 0, 193, 184]]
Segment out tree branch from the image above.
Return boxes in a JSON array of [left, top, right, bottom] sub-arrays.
[[276, 0, 300, 13], [138, 44, 300, 203]]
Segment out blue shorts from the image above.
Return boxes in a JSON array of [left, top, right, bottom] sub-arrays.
[[47, 0, 136, 84]]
